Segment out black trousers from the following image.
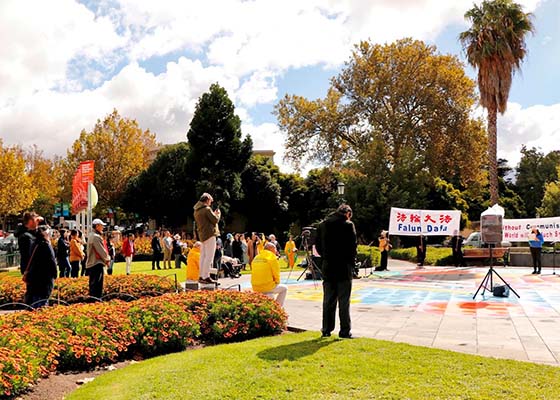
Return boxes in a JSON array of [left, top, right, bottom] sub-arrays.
[[530, 247, 542, 272], [452, 249, 465, 267], [380, 250, 388, 270], [88, 263, 104, 299], [416, 248, 426, 266], [152, 252, 161, 269], [70, 260, 81, 278], [322, 279, 352, 337]]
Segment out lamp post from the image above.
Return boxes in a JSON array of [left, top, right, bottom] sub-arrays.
[[337, 181, 345, 204]]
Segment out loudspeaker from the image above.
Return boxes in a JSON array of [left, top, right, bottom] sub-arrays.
[[493, 284, 510, 297]]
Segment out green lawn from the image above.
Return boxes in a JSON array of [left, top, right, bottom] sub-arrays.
[[68, 331, 560, 400]]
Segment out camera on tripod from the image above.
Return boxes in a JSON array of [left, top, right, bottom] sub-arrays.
[[301, 227, 317, 252]]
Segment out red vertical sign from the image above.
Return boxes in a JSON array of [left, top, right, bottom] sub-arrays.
[[71, 161, 95, 214]]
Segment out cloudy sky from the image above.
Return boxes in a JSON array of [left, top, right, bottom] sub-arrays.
[[0, 0, 558, 173]]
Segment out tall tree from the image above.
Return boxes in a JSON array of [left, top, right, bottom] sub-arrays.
[[515, 147, 560, 217], [123, 142, 193, 225], [460, 0, 534, 205], [276, 38, 487, 187], [0, 141, 37, 228], [63, 109, 158, 210], [25, 146, 63, 218], [187, 83, 253, 216], [538, 168, 560, 217]]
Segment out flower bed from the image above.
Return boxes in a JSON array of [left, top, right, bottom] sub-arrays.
[[0, 274, 177, 305], [0, 291, 287, 397]]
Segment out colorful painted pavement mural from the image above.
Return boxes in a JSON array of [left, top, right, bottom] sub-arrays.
[[246, 266, 560, 318]]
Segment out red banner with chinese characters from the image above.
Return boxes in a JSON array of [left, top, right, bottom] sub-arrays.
[[71, 161, 95, 214], [388, 207, 461, 236]]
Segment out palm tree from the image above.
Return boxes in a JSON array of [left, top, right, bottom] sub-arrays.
[[460, 0, 533, 205]]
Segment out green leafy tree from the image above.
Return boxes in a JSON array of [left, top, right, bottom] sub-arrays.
[[460, 0, 534, 205], [123, 142, 193, 225], [236, 156, 283, 233], [515, 147, 560, 217], [276, 38, 487, 187], [187, 84, 253, 217], [538, 172, 560, 217]]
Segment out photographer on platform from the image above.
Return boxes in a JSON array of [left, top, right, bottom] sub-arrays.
[[316, 204, 357, 339], [193, 193, 221, 284]]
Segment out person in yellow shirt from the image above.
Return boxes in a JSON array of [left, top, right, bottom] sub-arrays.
[[257, 233, 265, 254], [251, 243, 288, 306], [68, 229, 84, 278], [186, 242, 201, 281], [284, 235, 298, 269], [378, 230, 391, 271]]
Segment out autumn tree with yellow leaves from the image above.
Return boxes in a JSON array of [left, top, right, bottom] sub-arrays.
[[61, 109, 158, 211], [0, 140, 37, 228]]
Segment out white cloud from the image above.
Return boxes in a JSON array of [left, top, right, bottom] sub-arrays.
[[0, 0, 550, 176], [497, 102, 560, 168], [0, 0, 125, 104]]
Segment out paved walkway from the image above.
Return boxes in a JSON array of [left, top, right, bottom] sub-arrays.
[[236, 260, 560, 365]]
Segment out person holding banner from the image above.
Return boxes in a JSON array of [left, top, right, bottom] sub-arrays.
[[528, 227, 544, 274], [378, 231, 391, 271]]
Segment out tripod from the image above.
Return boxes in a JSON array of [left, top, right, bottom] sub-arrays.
[[473, 247, 519, 299]]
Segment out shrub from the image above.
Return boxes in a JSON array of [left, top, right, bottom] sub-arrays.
[[0, 290, 288, 398], [390, 247, 454, 266], [0, 274, 176, 305], [357, 245, 381, 267]]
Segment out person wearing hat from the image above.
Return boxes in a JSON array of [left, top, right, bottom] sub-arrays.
[[87, 219, 110, 298], [121, 233, 135, 275], [172, 234, 183, 269]]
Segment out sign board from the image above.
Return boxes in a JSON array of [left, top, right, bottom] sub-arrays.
[[388, 207, 461, 236], [62, 203, 70, 217], [72, 161, 95, 214], [503, 217, 560, 242]]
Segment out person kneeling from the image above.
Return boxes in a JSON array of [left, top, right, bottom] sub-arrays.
[[251, 243, 287, 306]]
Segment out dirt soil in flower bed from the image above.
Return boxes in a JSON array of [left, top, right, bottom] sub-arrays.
[[15, 361, 132, 400]]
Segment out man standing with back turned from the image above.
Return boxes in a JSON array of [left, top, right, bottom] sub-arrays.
[[316, 204, 357, 339], [193, 193, 221, 284]]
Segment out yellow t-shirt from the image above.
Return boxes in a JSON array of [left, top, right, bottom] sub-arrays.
[[251, 249, 280, 293], [186, 247, 200, 281]]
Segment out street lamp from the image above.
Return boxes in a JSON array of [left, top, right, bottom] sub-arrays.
[[337, 181, 345, 196]]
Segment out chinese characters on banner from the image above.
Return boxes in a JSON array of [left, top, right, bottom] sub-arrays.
[[503, 217, 560, 242], [71, 161, 95, 214], [388, 207, 461, 236]]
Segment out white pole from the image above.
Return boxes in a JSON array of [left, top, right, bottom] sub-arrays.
[[87, 182, 92, 235]]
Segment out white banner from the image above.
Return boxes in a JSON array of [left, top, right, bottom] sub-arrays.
[[503, 217, 560, 242], [388, 207, 461, 236]]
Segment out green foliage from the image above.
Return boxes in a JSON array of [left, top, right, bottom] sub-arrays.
[[69, 331, 560, 400], [516, 147, 560, 217], [187, 83, 253, 217], [390, 247, 454, 266], [538, 179, 560, 217], [123, 142, 193, 224], [357, 245, 381, 267]]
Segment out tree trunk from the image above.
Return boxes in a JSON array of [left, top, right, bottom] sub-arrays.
[[487, 106, 499, 205]]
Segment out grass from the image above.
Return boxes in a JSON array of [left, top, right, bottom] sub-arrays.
[[68, 331, 560, 400]]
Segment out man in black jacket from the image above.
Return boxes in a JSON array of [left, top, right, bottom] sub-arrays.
[[316, 204, 357, 339], [15, 211, 40, 274]]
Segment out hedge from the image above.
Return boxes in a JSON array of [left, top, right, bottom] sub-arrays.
[[357, 245, 381, 267], [0, 274, 177, 305], [0, 291, 287, 398], [390, 247, 454, 266]]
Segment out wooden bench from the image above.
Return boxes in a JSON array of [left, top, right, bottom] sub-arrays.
[[463, 247, 510, 267]]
